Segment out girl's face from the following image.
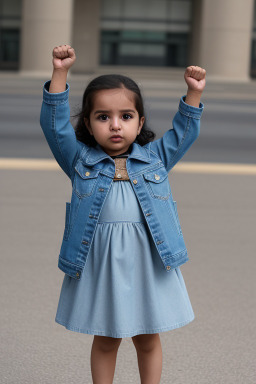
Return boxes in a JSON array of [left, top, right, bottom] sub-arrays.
[[85, 88, 145, 157]]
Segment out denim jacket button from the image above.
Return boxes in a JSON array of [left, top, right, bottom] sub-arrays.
[[154, 174, 160, 180], [133, 179, 138, 185], [85, 172, 90, 176], [166, 266, 171, 270], [76, 272, 80, 277]]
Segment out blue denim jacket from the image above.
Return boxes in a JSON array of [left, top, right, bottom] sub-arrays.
[[40, 81, 203, 280]]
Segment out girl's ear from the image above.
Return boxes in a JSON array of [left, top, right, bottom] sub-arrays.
[[137, 116, 145, 135], [84, 118, 93, 135]]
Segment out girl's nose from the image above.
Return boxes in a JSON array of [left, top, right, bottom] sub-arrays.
[[110, 117, 121, 130]]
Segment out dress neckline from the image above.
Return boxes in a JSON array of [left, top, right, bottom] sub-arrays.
[[111, 147, 131, 159]]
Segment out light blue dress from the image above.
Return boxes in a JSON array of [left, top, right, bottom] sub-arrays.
[[55, 180, 194, 338]]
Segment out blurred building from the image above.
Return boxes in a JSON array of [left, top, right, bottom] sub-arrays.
[[0, 0, 255, 80]]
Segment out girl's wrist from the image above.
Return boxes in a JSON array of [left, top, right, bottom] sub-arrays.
[[52, 68, 69, 76], [49, 69, 68, 93], [185, 89, 202, 107]]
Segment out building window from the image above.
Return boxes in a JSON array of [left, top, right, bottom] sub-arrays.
[[100, 0, 192, 67], [0, 0, 22, 70]]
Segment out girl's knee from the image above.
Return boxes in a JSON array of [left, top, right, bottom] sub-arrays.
[[93, 335, 122, 353], [132, 333, 160, 353]]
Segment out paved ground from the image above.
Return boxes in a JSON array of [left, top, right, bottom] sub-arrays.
[[0, 72, 255, 383], [0, 168, 255, 384]]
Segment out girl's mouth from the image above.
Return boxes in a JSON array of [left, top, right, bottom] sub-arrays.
[[110, 136, 123, 142]]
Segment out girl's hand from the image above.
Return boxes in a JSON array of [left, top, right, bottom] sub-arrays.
[[52, 45, 76, 72], [184, 66, 206, 93], [49, 45, 76, 93], [184, 66, 206, 107]]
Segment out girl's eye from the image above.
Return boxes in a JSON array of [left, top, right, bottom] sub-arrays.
[[98, 114, 109, 121], [122, 113, 132, 120]]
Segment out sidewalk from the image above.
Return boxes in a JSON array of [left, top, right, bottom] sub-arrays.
[[1, 167, 255, 384]]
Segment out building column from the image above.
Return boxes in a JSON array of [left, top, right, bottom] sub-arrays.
[[20, 0, 74, 76], [190, 0, 254, 81], [72, 0, 101, 74]]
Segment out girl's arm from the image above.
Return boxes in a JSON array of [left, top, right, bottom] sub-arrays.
[[149, 66, 206, 172], [40, 45, 82, 180]]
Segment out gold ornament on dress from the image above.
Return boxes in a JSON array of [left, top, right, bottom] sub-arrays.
[[113, 157, 129, 181]]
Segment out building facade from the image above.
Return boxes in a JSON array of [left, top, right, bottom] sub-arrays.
[[0, 0, 255, 80]]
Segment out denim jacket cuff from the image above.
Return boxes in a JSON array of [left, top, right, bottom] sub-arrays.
[[178, 95, 204, 119], [42, 80, 70, 105]]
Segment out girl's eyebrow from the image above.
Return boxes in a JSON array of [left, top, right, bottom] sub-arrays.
[[94, 109, 136, 115]]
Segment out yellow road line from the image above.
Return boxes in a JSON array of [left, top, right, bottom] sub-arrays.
[[0, 158, 256, 175], [173, 162, 256, 175], [0, 158, 59, 170]]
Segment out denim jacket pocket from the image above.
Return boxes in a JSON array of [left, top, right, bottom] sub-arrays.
[[64, 202, 71, 240], [74, 162, 100, 198], [143, 167, 171, 200]]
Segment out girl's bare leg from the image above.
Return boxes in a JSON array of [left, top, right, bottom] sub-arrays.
[[132, 333, 162, 384], [90, 335, 122, 384]]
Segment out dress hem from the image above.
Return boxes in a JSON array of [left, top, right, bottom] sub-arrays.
[[55, 315, 195, 338]]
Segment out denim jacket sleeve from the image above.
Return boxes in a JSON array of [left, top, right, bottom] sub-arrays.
[[40, 81, 83, 179], [149, 96, 204, 172]]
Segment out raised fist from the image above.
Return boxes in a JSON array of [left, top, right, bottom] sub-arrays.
[[52, 45, 76, 71], [184, 66, 206, 93]]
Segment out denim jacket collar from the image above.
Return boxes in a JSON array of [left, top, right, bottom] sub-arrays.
[[81, 142, 151, 165]]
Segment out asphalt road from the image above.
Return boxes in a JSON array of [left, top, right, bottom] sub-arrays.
[[0, 74, 255, 384], [0, 74, 256, 164]]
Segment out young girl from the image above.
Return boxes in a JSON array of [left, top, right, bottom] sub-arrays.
[[40, 45, 205, 384]]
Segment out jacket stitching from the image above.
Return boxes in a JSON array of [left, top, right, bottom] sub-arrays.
[[127, 161, 163, 177], [168, 116, 191, 170], [143, 176, 171, 200], [74, 176, 98, 198], [43, 98, 68, 106], [178, 108, 201, 119], [162, 249, 187, 260], [64, 198, 81, 240], [178, 103, 202, 119], [59, 256, 83, 268], [164, 199, 181, 235], [51, 105, 71, 177]]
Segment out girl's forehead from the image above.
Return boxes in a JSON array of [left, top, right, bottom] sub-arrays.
[[92, 88, 136, 109]]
